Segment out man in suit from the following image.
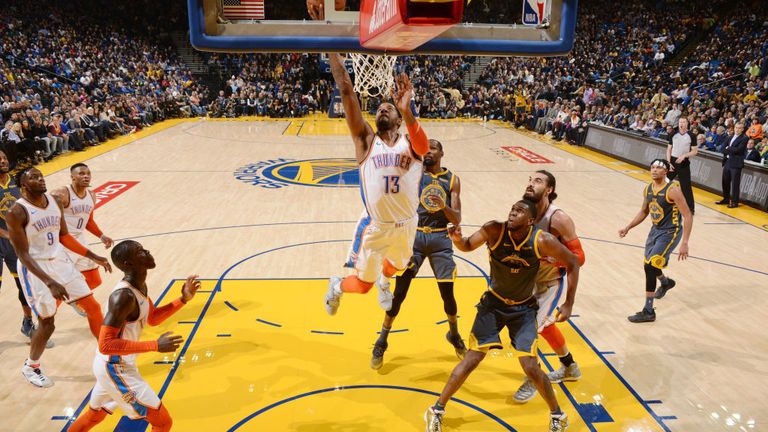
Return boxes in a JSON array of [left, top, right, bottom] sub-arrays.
[[717, 122, 748, 208], [745, 139, 762, 163]]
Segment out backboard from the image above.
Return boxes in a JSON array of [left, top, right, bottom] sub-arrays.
[[188, 0, 577, 56]]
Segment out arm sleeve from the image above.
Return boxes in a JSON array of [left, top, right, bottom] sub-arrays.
[[60, 233, 88, 256], [147, 297, 186, 326], [85, 213, 103, 237], [98, 325, 158, 355], [406, 121, 429, 156], [564, 238, 586, 266]]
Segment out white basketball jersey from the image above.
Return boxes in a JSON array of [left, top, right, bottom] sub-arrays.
[[17, 194, 62, 260], [99, 281, 150, 365], [64, 185, 94, 238], [359, 134, 423, 222]]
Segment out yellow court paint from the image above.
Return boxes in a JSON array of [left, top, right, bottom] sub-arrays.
[[76, 278, 664, 432]]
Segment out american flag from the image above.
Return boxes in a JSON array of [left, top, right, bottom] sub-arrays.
[[222, 0, 265, 20]]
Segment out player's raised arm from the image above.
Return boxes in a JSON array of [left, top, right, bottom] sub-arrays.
[[443, 174, 461, 226], [536, 231, 580, 322], [329, 53, 374, 163], [448, 221, 500, 252], [393, 73, 429, 156], [148, 274, 201, 326]]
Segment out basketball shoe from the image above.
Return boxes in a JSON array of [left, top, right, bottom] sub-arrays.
[[424, 406, 445, 432], [324, 277, 343, 315], [22, 362, 53, 388], [376, 274, 393, 311]]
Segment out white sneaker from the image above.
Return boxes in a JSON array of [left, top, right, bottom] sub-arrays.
[[513, 378, 537, 403], [69, 302, 87, 317], [22, 364, 54, 388], [325, 277, 343, 315], [547, 363, 581, 384], [376, 274, 393, 311]]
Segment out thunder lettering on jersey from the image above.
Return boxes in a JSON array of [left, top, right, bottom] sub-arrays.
[[418, 169, 453, 229], [64, 185, 95, 238], [488, 224, 542, 302], [17, 193, 62, 260], [645, 181, 680, 231], [99, 281, 149, 365], [359, 134, 423, 223], [0, 177, 21, 231]]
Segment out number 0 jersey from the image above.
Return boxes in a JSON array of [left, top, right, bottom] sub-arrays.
[[63, 185, 95, 239], [359, 133, 423, 223]]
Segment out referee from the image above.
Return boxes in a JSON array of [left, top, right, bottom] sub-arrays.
[[667, 117, 698, 214]]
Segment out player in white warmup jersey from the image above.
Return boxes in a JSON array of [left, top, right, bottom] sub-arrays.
[[68, 240, 199, 432], [6, 168, 111, 387], [324, 53, 430, 315], [51, 163, 114, 293]]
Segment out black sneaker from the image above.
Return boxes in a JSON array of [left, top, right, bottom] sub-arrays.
[[628, 309, 656, 323], [445, 331, 467, 359], [654, 278, 676, 299], [370, 340, 387, 370]]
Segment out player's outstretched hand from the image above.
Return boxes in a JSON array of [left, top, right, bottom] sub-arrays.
[[93, 255, 112, 273], [448, 225, 462, 242], [618, 227, 629, 238], [47, 280, 69, 302], [181, 274, 201, 303], [555, 303, 573, 322], [392, 73, 414, 115], [157, 331, 184, 353], [678, 242, 689, 261], [100, 234, 114, 249]]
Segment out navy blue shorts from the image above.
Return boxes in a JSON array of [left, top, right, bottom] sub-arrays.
[[644, 227, 681, 269], [408, 230, 456, 281], [468, 292, 538, 356]]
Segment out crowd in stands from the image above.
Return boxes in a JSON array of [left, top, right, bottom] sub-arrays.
[[1, 0, 201, 168], [3, 0, 768, 170]]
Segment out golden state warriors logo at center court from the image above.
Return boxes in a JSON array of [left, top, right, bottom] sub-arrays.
[[259, 158, 360, 188]]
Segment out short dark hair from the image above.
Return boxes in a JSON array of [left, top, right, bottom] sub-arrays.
[[518, 199, 538, 220], [70, 163, 88, 172], [535, 170, 558, 202], [429, 138, 443, 151], [111, 240, 138, 271], [15, 167, 33, 188]]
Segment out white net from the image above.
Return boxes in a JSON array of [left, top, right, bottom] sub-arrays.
[[348, 53, 398, 98]]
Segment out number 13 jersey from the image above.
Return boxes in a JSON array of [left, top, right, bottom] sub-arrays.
[[359, 134, 423, 223]]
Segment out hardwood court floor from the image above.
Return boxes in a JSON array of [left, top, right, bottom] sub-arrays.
[[0, 117, 765, 432]]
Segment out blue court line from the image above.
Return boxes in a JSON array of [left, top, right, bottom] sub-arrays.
[[645, 400, 663, 404], [217, 334, 232, 337], [256, 318, 282, 327], [311, 330, 344, 335], [197, 290, 214, 293], [660, 416, 678, 420], [435, 316, 460, 325], [178, 321, 197, 324], [600, 351, 616, 355], [377, 328, 408, 334], [154, 361, 174, 364], [566, 320, 673, 432], [93, 220, 767, 277], [224, 301, 239, 311], [51, 416, 69, 421], [227, 384, 516, 431], [570, 314, 581, 318]]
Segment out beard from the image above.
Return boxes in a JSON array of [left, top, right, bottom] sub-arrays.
[[375, 116, 392, 131], [523, 190, 543, 202], [424, 157, 436, 167]]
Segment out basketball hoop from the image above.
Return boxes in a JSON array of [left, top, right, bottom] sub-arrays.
[[348, 53, 397, 98]]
